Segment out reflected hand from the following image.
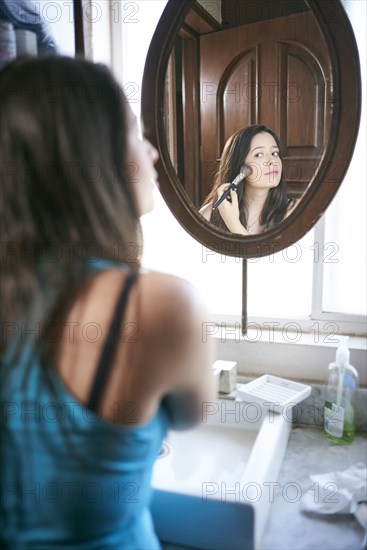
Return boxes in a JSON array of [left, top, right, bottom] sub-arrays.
[[217, 184, 243, 233]]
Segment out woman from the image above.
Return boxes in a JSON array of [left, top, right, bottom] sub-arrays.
[[0, 57, 215, 549], [200, 125, 299, 235]]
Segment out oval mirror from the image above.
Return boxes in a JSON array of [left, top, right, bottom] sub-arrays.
[[142, 0, 361, 258]]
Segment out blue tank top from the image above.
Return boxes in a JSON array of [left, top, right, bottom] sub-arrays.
[[1, 261, 170, 549]]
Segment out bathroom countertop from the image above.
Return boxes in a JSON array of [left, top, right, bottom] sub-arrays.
[[260, 426, 366, 550], [161, 426, 367, 550]]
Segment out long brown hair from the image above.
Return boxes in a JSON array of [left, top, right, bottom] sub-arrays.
[[203, 125, 295, 232], [0, 57, 141, 359]]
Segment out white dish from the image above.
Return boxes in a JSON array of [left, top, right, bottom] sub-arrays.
[[236, 374, 312, 414]]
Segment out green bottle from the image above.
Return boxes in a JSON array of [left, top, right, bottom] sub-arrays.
[[324, 336, 359, 445]]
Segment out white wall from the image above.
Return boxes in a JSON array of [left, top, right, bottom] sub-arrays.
[[197, 0, 222, 23]]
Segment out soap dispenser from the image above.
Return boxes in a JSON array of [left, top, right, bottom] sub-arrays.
[[324, 336, 359, 444]]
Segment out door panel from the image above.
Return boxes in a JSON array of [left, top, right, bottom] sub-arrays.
[[200, 11, 331, 202]]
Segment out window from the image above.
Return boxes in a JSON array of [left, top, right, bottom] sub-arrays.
[[112, 0, 366, 381]]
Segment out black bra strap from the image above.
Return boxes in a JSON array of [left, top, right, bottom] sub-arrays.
[[87, 271, 138, 412]]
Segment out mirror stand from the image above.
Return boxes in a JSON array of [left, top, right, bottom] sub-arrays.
[[242, 260, 247, 336], [74, 0, 85, 56]]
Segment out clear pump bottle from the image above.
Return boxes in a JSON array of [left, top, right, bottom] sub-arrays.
[[324, 336, 359, 444]]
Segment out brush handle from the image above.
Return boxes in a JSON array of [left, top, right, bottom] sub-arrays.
[[212, 182, 237, 210], [212, 166, 251, 210]]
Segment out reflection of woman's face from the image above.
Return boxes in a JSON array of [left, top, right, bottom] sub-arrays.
[[244, 132, 282, 190]]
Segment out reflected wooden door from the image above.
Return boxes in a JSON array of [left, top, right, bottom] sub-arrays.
[[200, 11, 332, 203]]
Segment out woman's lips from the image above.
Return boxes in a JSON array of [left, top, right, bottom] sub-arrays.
[[265, 170, 279, 176]]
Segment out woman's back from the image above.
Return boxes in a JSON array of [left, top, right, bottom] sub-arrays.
[[2, 262, 214, 548], [2, 346, 169, 549], [1, 263, 170, 548], [0, 56, 215, 548]]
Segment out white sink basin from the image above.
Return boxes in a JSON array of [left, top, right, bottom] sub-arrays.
[[152, 398, 292, 549]]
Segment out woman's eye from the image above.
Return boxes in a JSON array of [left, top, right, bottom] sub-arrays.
[[255, 153, 263, 158], [273, 151, 280, 157]]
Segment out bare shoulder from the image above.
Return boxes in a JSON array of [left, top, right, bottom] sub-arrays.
[[136, 270, 215, 423], [137, 270, 209, 373], [57, 268, 214, 425], [138, 270, 205, 328], [199, 203, 212, 222]]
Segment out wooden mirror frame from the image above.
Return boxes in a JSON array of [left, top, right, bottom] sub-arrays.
[[141, 0, 361, 258]]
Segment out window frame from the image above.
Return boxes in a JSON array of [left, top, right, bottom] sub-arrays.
[[109, 0, 366, 385]]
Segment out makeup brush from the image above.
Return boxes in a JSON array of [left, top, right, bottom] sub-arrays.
[[212, 165, 253, 210]]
